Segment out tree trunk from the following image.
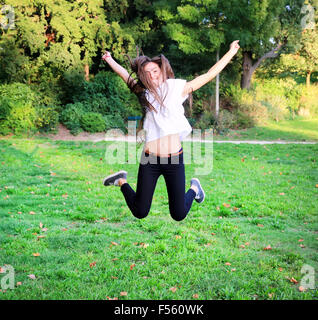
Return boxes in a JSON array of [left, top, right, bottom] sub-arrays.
[[306, 71, 311, 88], [241, 51, 254, 90], [240, 43, 284, 90], [84, 64, 89, 81]]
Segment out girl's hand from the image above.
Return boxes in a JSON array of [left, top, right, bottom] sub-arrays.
[[102, 51, 112, 61], [229, 40, 240, 54]]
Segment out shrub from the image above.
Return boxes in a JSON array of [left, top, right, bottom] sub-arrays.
[[299, 84, 318, 117], [0, 83, 39, 135], [80, 112, 106, 133], [35, 106, 59, 133], [103, 114, 127, 133], [223, 84, 268, 126], [59, 102, 86, 135]]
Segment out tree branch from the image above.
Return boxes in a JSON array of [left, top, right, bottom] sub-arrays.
[[252, 42, 284, 71]]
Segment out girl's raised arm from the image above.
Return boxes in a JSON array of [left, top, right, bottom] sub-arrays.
[[102, 51, 136, 86], [182, 40, 240, 97]]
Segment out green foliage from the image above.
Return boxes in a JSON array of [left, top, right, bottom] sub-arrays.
[[34, 106, 60, 133], [0, 83, 38, 134], [80, 112, 106, 133], [59, 102, 86, 135], [299, 84, 318, 116], [59, 71, 140, 134]]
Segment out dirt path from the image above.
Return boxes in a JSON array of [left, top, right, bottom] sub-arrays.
[[38, 124, 317, 144]]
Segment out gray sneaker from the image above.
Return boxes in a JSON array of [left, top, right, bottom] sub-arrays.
[[190, 178, 205, 203], [103, 170, 127, 186]]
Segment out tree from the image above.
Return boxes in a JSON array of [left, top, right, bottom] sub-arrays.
[[280, 29, 318, 87], [217, 0, 305, 89], [0, 0, 136, 83], [151, 0, 225, 76]]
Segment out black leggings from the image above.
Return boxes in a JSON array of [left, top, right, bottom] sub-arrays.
[[120, 148, 196, 221]]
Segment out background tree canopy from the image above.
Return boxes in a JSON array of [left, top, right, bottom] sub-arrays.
[[0, 0, 317, 135]]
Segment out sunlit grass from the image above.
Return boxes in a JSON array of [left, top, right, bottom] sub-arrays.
[[0, 137, 317, 300], [213, 117, 318, 141]]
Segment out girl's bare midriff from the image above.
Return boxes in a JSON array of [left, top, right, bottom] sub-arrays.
[[144, 133, 181, 156]]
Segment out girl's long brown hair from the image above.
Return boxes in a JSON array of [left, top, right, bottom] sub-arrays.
[[125, 51, 175, 133]]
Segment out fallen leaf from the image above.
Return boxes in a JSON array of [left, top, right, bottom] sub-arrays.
[[223, 203, 231, 208], [106, 296, 118, 300], [233, 207, 239, 211], [315, 184, 318, 188], [111, 276, 118, 279], [29, 211, 36, 215], [263, 245, 272, 250], [279, 192, 285, 196], [32, 253, 40, 257], [298, 286, 306, 292], [298, 239, 304, 242], [130, 264, 136, 270], [89, 262, 96, 268], [169, 287, 177, 293], [193, 294, 199, 299], [175, 235, 181, 240], [27, 274, 36, 280], [37, 235, 46, 240], [41, 228, 48, 232], [290, 277, 298, 284], [111, 241, 119, 246], [0, 267, 4, 273], [299, 244, 305, 248], [120, 291, 127, 296], [257, 224, 264, 228], [39, 222, 43, 229], [225, 262, 231, 266], [16, 282, 22, 286]]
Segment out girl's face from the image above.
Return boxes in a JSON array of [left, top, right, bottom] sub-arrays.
[[144, 62, 162, 87]]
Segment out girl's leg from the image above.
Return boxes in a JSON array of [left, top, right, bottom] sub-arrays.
[[161, 154, 196, 221], [120, 162, 161, 219]]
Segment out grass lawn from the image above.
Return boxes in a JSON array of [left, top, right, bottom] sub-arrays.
[[212, 117, 318, 142], [0, 136, 317, 300]]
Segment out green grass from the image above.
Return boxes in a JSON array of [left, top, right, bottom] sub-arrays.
[[212, 117, 318, 141], [0, 137, 317, 300]]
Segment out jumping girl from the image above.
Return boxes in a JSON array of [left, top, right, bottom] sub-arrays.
[[102, 40, 240, 221]]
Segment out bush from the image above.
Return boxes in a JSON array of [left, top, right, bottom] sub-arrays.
[[299, 84, 318, 117], [58, 71, 141, 135], [59, 102, 86, 135], [0, 83, 39, 135], [80, 112, 106, 133], [35, 106, 59, 133], [223, 84, 268, 126]]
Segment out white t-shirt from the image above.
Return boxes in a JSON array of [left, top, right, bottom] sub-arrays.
[[143, 79, 192, 142]]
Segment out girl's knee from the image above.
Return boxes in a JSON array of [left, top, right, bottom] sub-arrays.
[[170, 210, 187, 222], [133, 208, 150, 219]]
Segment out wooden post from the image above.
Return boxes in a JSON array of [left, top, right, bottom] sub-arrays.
[[215, 49, 220, 118]]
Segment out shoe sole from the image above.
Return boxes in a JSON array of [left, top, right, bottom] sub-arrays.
[[103, 170, 127, 186], [191, 178, 205, 203]]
